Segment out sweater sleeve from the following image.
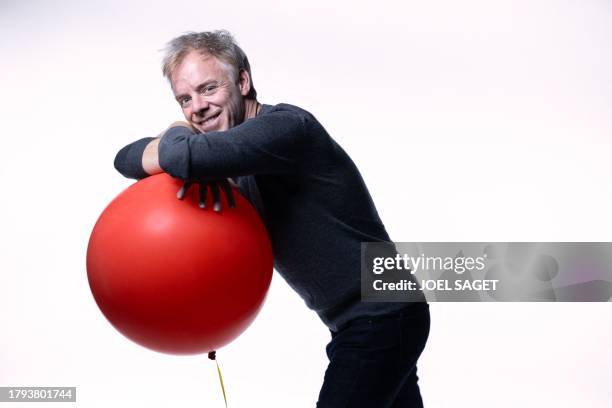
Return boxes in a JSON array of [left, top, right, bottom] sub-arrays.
[[158, 108, 306, 180], [113, 137, 156, 180]]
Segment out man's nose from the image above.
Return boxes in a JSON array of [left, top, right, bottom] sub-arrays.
[[191, 94, 209, 116]]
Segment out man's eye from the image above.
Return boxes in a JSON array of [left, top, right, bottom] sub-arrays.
[[179, 98, 191, 107], [202, 85, 218, 95]]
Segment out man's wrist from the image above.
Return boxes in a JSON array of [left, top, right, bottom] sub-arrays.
[[142, 138, 162, 175], [114, 137, 156, 180], [141, 123, 194, 176]]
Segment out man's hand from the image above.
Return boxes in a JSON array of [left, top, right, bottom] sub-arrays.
[[148, 121, 235, 211], [166, 121, 198, 134], [177, 178, 237, 212]]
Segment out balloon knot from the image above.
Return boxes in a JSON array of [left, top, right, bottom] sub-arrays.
[[208, 351, 216, 360]]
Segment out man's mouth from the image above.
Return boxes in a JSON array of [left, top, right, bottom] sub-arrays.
[[197, 112, 221, 130]]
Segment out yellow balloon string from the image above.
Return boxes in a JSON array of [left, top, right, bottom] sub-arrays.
[[208, 351, 228, 407]]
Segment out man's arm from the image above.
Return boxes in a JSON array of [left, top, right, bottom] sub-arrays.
[[114, 108, 307, 181], [113, 122, 193, 180], [158, 108, 307, 180], [114, 137, 157, 180]]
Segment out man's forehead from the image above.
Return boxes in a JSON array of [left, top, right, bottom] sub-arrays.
[[170, 51, 231, 90]]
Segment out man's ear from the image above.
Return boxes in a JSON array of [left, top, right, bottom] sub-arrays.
[[237, 69, 252, 97]]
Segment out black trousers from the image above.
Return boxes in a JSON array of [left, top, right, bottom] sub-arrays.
[[316, 303, 430, 408]]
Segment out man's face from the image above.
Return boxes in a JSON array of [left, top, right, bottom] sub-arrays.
[[170, 50, 247, 133]]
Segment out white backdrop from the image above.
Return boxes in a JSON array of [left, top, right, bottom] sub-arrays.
[[1, 0, 611, 407]]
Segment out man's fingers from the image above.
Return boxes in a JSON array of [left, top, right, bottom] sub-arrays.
[[178, 179, 235, 211], [210, 183, 221, 212], [177, 181, 193, 200], [221, 181, 236, 208], [198, 183, 208, 208]]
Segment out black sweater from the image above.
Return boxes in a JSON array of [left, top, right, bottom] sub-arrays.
[[114, 103, 411, 331]]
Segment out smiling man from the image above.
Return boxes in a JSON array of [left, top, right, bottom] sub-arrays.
[[170, 47, 258, 133], [113, 30, 430, 408]]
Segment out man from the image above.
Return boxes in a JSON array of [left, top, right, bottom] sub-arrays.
[[114, 30, 430, 407]]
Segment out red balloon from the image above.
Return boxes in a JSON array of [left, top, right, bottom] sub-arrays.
[[87, 173, 273, 355]]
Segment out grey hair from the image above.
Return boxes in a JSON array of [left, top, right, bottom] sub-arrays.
[[161, 30, 257, 99]]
